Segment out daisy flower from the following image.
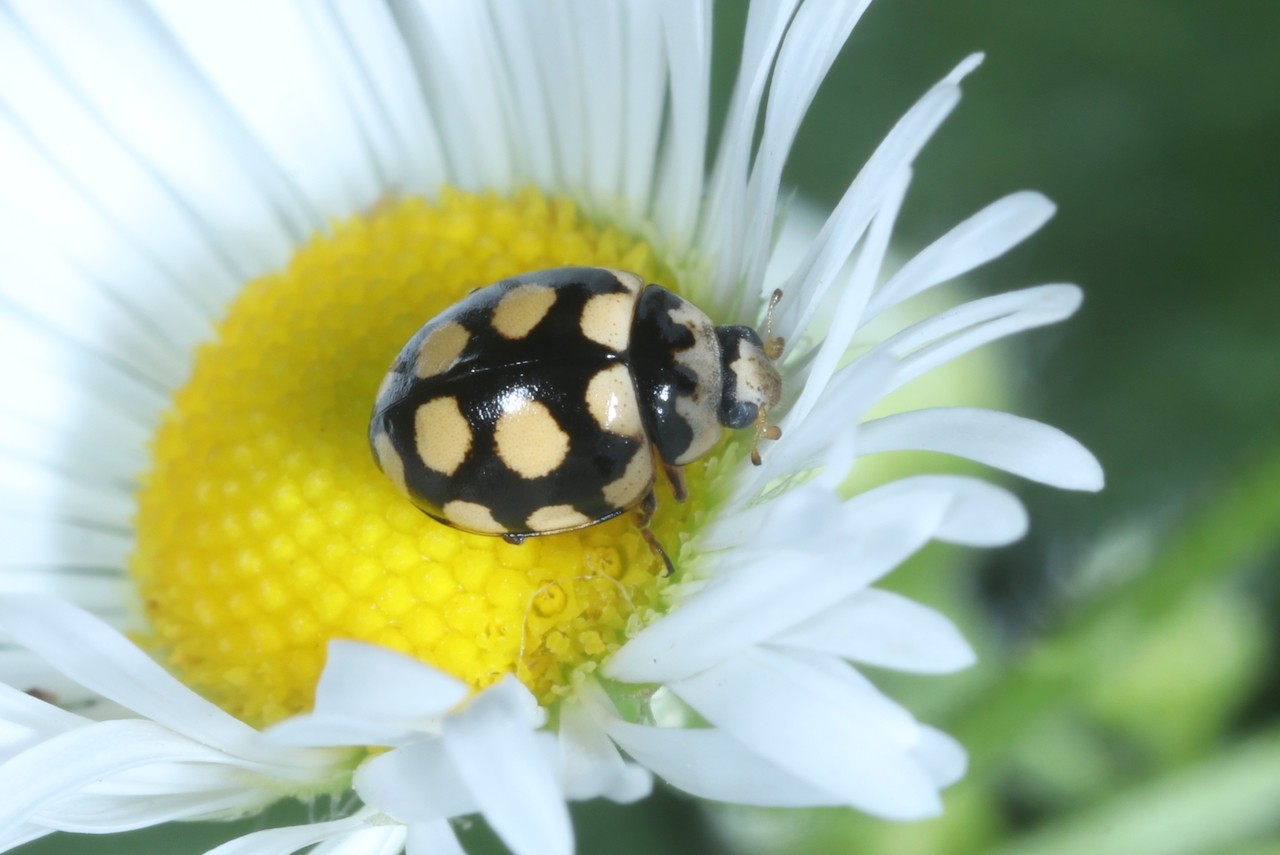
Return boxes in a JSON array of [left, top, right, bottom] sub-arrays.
[[0, 1, 1102, 854]]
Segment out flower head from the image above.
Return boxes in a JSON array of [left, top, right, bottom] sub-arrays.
[[0, 2, 1100, 853]]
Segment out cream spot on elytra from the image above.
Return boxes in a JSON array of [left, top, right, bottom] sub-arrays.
[[441, 500, 506, 534], [602, 444, 654, 509], [492, 284, 557, 339], [585, 363, 643, 438], [494, 399, 570, 479], [526, 504, 593, 531], [580, 292, 634, 352], [414, 321, 470, 378], [415, 396, 472, 476]]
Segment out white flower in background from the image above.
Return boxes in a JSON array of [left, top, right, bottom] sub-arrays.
[[0, 1, 1101, 854]]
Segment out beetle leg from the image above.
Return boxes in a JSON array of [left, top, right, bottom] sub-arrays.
[[640, 529, 675, 577], [763, 288, 786, 361], [502, 532, 528, 546], [635, 490, 675, 576], [750, 408, 783, 466], [661, 460, 689, 502]]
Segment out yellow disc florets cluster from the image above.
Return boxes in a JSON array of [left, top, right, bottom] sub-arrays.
[[131, 189, 709, 727]]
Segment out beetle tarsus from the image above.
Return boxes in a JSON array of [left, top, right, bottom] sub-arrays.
[[662, 460, 689, 502], [750, 408, 782, 466], [640, 527, 676, 577], [502, 532, 528, 546], [635, 490, 675, 576]]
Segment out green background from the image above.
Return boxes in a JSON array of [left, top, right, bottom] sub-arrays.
[[23, 2, 1280, 853]]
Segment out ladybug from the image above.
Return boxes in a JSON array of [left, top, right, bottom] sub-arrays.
[[369, 266, 783, 571]]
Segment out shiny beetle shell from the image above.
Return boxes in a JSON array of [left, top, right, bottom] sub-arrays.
[[369, 266, 782, 540]]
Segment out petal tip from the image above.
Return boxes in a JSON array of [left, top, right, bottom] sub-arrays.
[[1071, 452, 1106, 492]]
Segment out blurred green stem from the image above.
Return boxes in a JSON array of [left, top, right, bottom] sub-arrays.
[[948, 444, 1280, 765], [988, 725, 1280, 855]]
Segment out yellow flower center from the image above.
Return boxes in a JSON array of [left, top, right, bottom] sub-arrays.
[[131, 189, 711, 727]]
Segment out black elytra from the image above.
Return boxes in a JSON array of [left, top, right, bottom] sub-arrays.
[[369, 266, 784, 565]]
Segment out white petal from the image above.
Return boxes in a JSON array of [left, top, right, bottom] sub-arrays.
[[72, 760, 269, 797], [0, 456, 133, 532], [701, 0, 800, 303], [315, 641, 469, 721], [0, 310, 167, 421], [858, 407, 1105, 491], [355, 739, 476, 822], [205, 809, 395, 855], [322, 0, 449, 195], [405, 821, 466, 855], [0, 204, 191, 388], [0, 719, 261, 838], [0, 649, 109, 716], [487, 3, 564, 191], [394, 1, 517, 192], [269, 642, 468, 747], [0, 595, 319, 764], [762, 196, 828, 291], [0, 682, 85, 758], [700, 482, 846, 553], [310, 821, 409, 855], [875, 284, 1083, 395], [861, 475, 1029, 547], [620, 0, 671, 219], [40, 787, 271, 834], [868, 191, 1058, 319], [0, 519, 131, 571], [0, 28, 241, 318], [558, 684, 652, 804], [264, 713, 414, 750], [355, 677, 568, 855], [735, 350, 897, 501], [441, 676, 570, 855], [0, 360, 150, 481], [0, 308, 180, 448], [0, 403, 145, 486], [0, 567, 133, 618], [604, 718, 835, 807], [147, 0, 386, 218], [773, 55, 980, 345], [779, 168, 908, 445], [912, 726, 968, 788], [5, 4, 302, 276], [771, 588, 976, 673], [608, 486, 951, 683], [740, 0, 872, 293], [669, 648, 944, 819], [0, 823, 48, 851], [573, 3, 627, 209], [513, 2, 587, 194], [652, 0, 711, 252]]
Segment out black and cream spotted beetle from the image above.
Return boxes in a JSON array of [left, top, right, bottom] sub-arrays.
[[369, 266, 783, 572]]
